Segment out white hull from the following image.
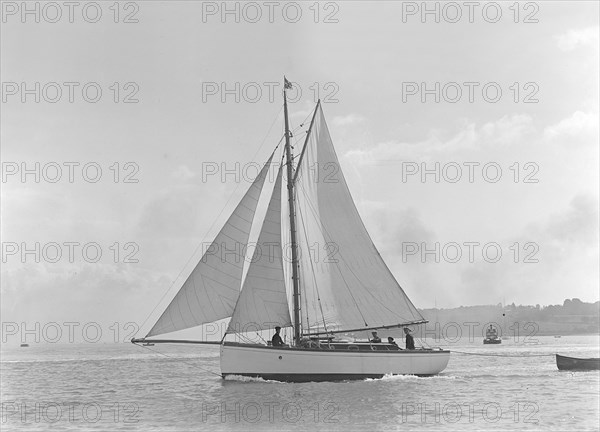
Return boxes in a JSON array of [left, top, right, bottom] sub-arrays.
[[220, 343, 450, 382]]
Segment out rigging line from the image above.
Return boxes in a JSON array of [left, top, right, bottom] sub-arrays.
[[289, 107, 314, 140], [281, 193, 300, 335], [415, 336, 433, 349], [301, 271, 310, 335], [292, 107, 315, 133], [291, 134, 306, 150], [295, 181, 368, 328], [132, 343, 222, 377], [137, 106, 285, 336], [290, 128, 308, 145], [223, 328, 245, 342], [238, 332, 255, 345], [451, 350, 554, 358], [295, 181, 419, 326], [417, 335, 430, 346], [287, 106, 315, 154], [290, 110, 316, 142], [293, 103, 319, 184], [296, 190, 329, 335], [291, 124, 306, 135], [294, 192, 310, 334], [297, 200, 314, 333], [225, 328, 264, 345]]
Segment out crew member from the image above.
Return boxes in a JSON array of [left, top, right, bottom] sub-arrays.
[[370, 331, 381, 343], [403, 327, 415, 350], [272, 326, 284, 347]]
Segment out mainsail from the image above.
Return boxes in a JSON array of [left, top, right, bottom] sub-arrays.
[[294, 104, 425, 335], [147, 153, 274, 337], [226, 164, 292, 334]]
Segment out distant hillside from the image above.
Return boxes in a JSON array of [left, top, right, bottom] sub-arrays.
[[417, 298, 600, 338]]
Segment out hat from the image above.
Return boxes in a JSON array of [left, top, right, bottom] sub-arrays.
[[275, 326, 281, 330], [403, 327, 412, 333], [372, 331, 378, 335]]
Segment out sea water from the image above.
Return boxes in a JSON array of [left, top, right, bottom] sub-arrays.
[[1, 335, 599, 431]]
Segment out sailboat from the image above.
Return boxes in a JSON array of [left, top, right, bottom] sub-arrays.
[[132, 79, 450, 381]]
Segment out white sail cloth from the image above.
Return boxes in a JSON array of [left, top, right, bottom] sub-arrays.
[[147, 153, 274, 337], [146, 103, 425, 340], [294, 106, 425, 335], [227, 165, 292, 333]]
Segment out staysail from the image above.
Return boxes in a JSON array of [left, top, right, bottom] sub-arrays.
[[147, 153, 274, 337], [294, 104, 425, 335], [226, 164, 292, 334]]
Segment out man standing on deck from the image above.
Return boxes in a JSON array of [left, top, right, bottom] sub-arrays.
[[403, 327, 415, 350], [272, 326, 284, 347]]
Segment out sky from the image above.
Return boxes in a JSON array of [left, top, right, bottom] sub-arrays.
[[1, 1, 598, 341]]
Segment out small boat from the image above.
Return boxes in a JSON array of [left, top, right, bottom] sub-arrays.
[[20, 343, 29, 347], [483, 324, 501, 344], [554, 335, 562, 339], [556, 354, 600, 371]]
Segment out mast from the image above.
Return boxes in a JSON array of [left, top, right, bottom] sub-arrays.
[[283, 78, 302, 346]]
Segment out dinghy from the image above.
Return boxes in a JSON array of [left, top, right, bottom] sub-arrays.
[[556, 354, 600, 371]]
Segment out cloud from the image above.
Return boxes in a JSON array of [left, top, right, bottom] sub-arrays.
[[364, 205, 435, 253], [290, 99, 318, 121], [478, 114, 536, 146], [136, 187, 202, 238], [540, 194, 599, 247], [556, 26, 599, 51], [0, 261, 169, 329], [172, 165, 196, 181], [344, 114, 535, 164], [332, 114, 365, 127], [543, 110, 599, 144], [356, 192, 599, 308], [458, 194, 599, 305]]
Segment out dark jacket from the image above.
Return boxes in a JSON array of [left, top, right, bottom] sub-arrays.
[[405, 333, 415, 350], [272, 333, 284, 346]]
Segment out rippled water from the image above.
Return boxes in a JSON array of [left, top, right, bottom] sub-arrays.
[[1, 335, 599, 431]]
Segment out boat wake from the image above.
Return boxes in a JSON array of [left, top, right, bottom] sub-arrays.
[[365, 373, 457, 382], [222, 374, 285, 384]]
